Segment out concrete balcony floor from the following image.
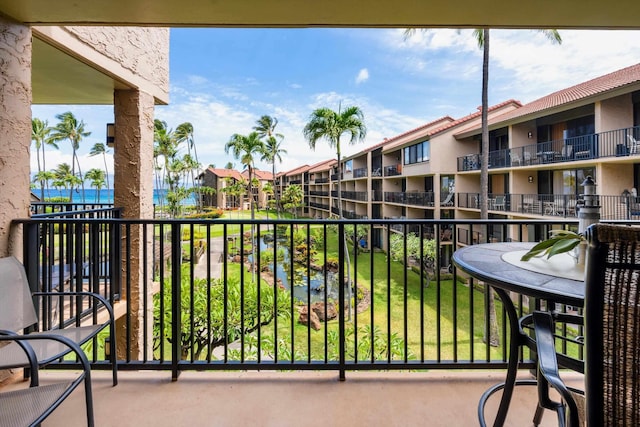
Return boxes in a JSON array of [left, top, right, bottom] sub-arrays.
[[3, 370, 584, 426]]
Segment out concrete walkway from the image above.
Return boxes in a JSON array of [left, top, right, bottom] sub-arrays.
[[193, 236, 226, 280]]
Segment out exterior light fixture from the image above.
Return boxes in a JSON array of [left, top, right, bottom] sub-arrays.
[[527, 131, 533, 139], [106, 123, 115, 148], [528, 176, 534, 183]]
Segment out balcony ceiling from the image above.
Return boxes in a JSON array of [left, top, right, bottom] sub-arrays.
[[1, 0, 640, 29], [5, 0, 640, 105]]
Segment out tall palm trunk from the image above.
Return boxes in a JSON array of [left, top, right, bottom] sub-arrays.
[[336, 152, 353, 320], [480, 29, 500, 347]]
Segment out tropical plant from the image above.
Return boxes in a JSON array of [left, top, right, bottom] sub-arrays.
[[89, 142, 111, 203], [254, 115, 286, 218], [224, 131, 265, 222], [153, 272, 289, 360], [85, 168, 107, 201], [53, 163, 81, 194], [49, 112, 91, 202], [520, 229, 585, 261], [281, 184, 304, 218], [175, 122, 202, 211], [31, 118, 56, 200], [303, 105, 367, 319]]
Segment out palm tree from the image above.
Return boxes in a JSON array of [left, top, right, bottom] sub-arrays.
[[49, 112, 91, 202], [31, 118, 55, 200], [89, 143, 111, 203], [224, 132, 265, 222], [303, 105, 367, 320], [254, 116, 286, 218], [53, 163, 80, 198], [260, 137, 287, 218], [85, 168, 106, 202], [153, 120, 178, 213], [175, 122, 202, 211]]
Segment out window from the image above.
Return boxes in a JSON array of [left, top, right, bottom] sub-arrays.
[[403, 140, 430, 165]]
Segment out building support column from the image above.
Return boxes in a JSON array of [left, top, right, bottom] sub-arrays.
[[0, 18, 31, 259], [113, 89, 154, 360], [0, 17, 32, 383]]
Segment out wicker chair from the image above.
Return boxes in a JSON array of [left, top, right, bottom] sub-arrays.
[[533, 223, 640, 426]]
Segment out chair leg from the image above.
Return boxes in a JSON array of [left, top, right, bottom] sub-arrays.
[[533, 403, 544, 426]]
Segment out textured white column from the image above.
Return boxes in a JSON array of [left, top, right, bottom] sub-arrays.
[[0, 18, 31, 258], [113, 89, 154, 360]]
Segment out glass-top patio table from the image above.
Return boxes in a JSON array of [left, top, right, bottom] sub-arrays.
[[452, 241, 585, 427]]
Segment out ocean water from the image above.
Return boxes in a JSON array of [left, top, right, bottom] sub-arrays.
[[35, 189, 197, 205]]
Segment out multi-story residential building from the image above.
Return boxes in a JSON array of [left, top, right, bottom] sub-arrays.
[[307, 159, 336, 218], [242, 169, 274, 209], [294, 63, 640, 265], [198, 167, 244, 209]]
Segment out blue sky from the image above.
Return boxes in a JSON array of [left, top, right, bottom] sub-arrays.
[[32, 28, 640, 175]]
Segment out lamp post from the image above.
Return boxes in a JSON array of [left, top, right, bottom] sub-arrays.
[[578, 176, 600, 234]]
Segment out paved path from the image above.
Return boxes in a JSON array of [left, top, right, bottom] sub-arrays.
[[193, 236, 225, 280]]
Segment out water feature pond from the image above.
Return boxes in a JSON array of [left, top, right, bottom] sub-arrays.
[[254, 235, 340, 304]]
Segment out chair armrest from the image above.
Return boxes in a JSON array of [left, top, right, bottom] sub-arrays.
[[33, 291, 115, 322], [0, 332, 92, 374], [533, 311, 581, 427]]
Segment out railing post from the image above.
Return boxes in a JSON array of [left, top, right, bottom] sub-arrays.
[[171, 222, 182, 381], [110, 213, 122, 300], [23, 220, 41, 299], [338, 222, 346, 381]]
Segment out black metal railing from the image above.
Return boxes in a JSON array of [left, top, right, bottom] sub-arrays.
[[457, 125, 640, 171], [14, 211, 592, 380], [314, 177, 329, 184], [342, 191, 368, 201], [383, 165, 401, 177], [353, 167, 368, 178]]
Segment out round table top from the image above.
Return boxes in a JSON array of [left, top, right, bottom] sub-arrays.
[[452, 242, 585, 307]]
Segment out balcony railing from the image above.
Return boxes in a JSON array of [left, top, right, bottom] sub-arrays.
[[309, 190, 329, 196], [15, 208, 592, 380], [353, 167, 368, 178], [457, 125, 640, 171], [314, 177, 329, 184], [341, 191, 368, 201], [383, 165, 402, 176]]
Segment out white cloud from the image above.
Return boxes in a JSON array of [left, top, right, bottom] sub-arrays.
[[355, 68, 369, 84]]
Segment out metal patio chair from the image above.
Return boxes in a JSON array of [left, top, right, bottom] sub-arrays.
[[0, 256, 117, 386], [532, 223, 640, 426], [0, 333, 94, 427]]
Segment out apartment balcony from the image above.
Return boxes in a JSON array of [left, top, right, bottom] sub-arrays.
[[353, 167, 368, 178], [457, 125, 640, 172], [383, 164, 402, 176], [341, 190, 368, 201], [309, 190, 329, 196], [457, 192, 639, 220], [314, 177, 329, 184]]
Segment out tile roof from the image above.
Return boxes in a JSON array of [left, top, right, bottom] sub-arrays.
[[251, 169, 274, 180], [308, 158, 336, 173], [381, 100, 521, 152], [485, 62, 640, 125], [205, 168, 243, 181], [284, 164, 311, 176]]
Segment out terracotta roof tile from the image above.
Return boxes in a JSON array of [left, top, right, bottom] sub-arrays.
[[489, 62, 640, 124]]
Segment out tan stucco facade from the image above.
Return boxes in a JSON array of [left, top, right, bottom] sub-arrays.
[[0, 17, 32, 260]]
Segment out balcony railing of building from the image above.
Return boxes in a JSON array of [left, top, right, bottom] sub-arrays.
[[457, 192, 636, 221], [341, 191, 368, 202], [383, 165, 402, 177], [371, 190, 383, 202], [309, 191, 329, 196], [16, 207, 595, 381], [289, 179, 302, 185], [309, 202, 330, 211], [457, 125, 640, 171], [314, 177, 329, 184], [386, 191, 434, 206], [353, 167, 368, 178]]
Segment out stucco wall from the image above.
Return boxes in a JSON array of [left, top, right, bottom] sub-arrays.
[[65, 26, 169, 95], [0, 19, 31, 259]]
